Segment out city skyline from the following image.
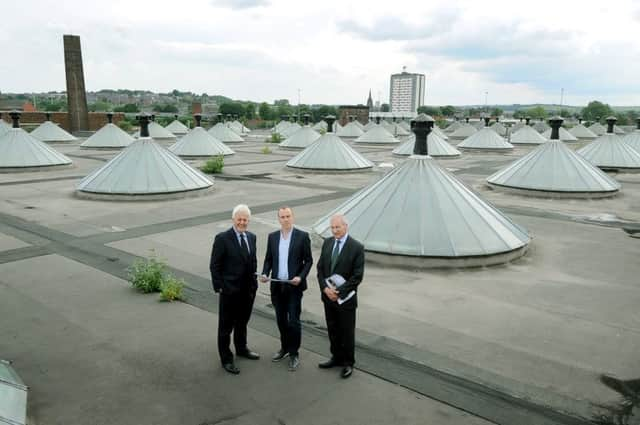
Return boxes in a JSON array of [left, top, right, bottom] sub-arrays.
[[3, 0, 640, 106]]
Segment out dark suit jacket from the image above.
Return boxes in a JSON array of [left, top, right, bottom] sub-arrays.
[[261, 227, 313, 292], [210, 227, 258, 294], [317, 235, 365, 308]]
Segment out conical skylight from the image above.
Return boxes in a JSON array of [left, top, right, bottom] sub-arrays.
[[398, 120, 411, 131], [457, 127, 513, 150], [30, 120, 77, 142], [169, 127, 234, 157], [0, 128, 72, 169], [81, 123, 134, 149], [208, 122, 244, 143], [226, 121, 242, 135], [134, 121, 177, 140], [431, 125, 449, 140], [165, 119, 189, 136], [312, 120, 327, 132], [621, 124, 640, 152], [445, 121, 462, 133], [510, 126, 547, 144], [274, 120, 291, 134], [392, 133, 460, 157], [385, 122, 410, 137], [511, 121, 526, 133], [588, 122, 606, 136], [312, 115, 529, 265], [490, 122, 507, 136], [569, 123, 597, 139], [337, 122, 364, 138], [77, 138, 212, 195], [286, 133, 373, 171], [313, 156, 529, 259], [533, 121, 550, 133], [487, 118, 620, 196], [541, 127, 578, 142], [77, 115, 212, 197], [363, 121, 377, 131], [279, 127, 322, 149], [578, 118, 640, 170], [280, 123, 302, 138], [355, 125, 399, 144], [227, 120, 249, 136], [449, 123, 477, 139], [0, 116, 11, 136], [487, 141, 620, 196]]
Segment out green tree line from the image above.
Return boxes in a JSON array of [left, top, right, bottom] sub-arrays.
[[513, 101, 638, 125]]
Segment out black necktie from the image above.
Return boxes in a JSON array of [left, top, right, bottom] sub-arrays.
[[240, 233, 249, 255]]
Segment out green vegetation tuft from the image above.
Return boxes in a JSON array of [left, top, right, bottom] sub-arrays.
[[201, 155, 224, 174], [127, 252, 166, 293], [160, 276, 185, 302], [266, 133, 283, 143], [127, 251, 187, 302]]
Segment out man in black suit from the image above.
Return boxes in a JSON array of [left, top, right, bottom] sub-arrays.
[[317, 214, 365, 379], [260, 207, 313, 371], [210, 204, 260, 375]]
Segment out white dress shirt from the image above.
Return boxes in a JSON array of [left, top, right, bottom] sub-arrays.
[[277, 230, 291, 280]]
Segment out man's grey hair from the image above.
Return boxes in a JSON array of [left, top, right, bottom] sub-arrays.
[[232, 204, 252, 218], [331, 214, 348, 226]]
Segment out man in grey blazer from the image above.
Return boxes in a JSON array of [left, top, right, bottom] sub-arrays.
[[316, 214, 365, 379], [261, 207, 313, 371], [210, 204, 259, 375]]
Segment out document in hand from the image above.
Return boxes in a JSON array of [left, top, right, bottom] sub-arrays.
[[255, 272, 292, 284], [326, 274, 346, 287], [325, 274, 355, 305]]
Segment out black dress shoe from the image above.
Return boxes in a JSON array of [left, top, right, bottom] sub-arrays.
[[288, 355, 300, 371], [222, 363, 240, 375], [340, 366, 353, 379], [318, 358, 339, 369], [236, 350, 260, 360], [272, 350, 289, 362]]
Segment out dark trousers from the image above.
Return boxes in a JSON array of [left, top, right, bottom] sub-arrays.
[[271, 288, 303, 356], [218, 291, 255, 364], [323, 300, 356, 366]]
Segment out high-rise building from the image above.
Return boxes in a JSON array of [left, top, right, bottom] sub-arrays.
[[389, 69, 425, 114]]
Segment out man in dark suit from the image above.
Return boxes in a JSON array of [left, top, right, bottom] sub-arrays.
[[210, 204, 259, 375], [317, 214, 365, 379], [260, 207, 313, 371]]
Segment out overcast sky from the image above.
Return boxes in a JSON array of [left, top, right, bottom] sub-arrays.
[[2, 0, 640, 106]]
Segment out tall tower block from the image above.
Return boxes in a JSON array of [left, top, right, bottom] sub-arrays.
[[63, 34, 89, 133]]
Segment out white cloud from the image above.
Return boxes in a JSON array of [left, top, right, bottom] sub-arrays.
[[211, 0, 270, 9], [2, 0, 640, 105]]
